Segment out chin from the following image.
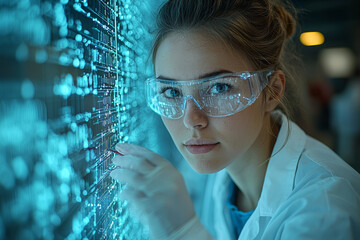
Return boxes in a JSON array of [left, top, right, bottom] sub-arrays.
[[187, 156, 226, 174]]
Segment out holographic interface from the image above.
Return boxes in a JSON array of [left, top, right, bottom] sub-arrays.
[[0, 0, 156, 239]]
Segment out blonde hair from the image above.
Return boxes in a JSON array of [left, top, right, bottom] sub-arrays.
[[151, 0, 301, 119]]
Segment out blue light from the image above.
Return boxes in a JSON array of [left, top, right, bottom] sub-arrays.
[[1, 0, 155, 239], [11, 156, 29, 180], [21, 79, 35, 99]]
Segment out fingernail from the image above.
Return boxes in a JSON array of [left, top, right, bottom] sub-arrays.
[[110, 149, 124, 156]]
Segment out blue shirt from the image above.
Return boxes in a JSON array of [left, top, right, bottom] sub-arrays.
[[226, 181, 254, 237]]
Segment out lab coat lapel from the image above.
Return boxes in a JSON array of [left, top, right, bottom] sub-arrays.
[[239, 112, 306, 239]]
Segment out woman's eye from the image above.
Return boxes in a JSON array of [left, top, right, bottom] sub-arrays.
[[161, 88, 181, 98], [209, 83, 231, 94]]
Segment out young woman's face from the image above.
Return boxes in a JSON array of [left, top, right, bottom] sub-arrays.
[[154, 30, 267, 174]]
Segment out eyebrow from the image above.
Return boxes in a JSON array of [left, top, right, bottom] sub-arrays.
[[157, 69, 233, 80]]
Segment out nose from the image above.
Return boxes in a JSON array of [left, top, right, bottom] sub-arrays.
[[182, 97, 208, 129]]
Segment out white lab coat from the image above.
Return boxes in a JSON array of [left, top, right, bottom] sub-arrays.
[[199, 112, 360, 240]]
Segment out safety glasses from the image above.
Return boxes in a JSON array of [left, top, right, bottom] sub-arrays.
[[145, 69, 274, 119]]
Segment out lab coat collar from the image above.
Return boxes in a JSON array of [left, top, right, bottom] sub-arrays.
[[258, 111, 306, 216]]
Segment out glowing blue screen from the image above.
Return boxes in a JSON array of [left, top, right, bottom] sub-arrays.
[[0, 0, 158, 239]]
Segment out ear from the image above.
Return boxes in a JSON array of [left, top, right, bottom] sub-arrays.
[[264, 70, 286, 112]]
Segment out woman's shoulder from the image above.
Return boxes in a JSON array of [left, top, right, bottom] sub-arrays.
[[294, 134, 360, 194], [263, 137, 360, 239], [270, 112, 360, 197], [266, 172, 360, 239], [284, 134, 360, 226]]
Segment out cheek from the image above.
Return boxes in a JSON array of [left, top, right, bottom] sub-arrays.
[[161, 118, 183, 144], [215, 102, 265, 155]]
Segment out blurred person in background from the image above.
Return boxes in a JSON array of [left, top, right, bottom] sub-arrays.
[[331, 70, 360, 172]]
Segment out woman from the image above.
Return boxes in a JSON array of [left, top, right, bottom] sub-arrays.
[[110, 0, 360, 239]]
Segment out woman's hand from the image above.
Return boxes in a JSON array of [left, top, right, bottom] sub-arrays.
[[110, 143, 203, 239]]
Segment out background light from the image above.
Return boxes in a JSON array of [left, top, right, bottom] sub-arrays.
[[300, 32, 325, 46], [319, 47, 356, 78]]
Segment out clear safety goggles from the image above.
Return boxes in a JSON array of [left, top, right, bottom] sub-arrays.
[[145, 69, 274, 119]]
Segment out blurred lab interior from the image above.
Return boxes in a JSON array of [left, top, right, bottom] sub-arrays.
[[289, 0, 360, 172]]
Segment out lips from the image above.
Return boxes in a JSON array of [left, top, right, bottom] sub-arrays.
[[184, 139, 219, 154]]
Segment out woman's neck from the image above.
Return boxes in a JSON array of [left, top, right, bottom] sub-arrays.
[[225, 113, 279, 211]]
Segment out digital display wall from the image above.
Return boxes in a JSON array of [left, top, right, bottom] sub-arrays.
[[0, 0, 159, 239]]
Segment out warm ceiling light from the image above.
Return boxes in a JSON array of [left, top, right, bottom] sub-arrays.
[[300, 32, 325, 46]]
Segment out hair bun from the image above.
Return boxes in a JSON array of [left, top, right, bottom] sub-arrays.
[[273, 3, 296, 39]]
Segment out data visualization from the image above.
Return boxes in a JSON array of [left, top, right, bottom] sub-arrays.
[[0, 0, 158, 239]]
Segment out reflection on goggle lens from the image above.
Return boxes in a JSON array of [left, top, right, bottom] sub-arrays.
[[145, 69, 274, 119]]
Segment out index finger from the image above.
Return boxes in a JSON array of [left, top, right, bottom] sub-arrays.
[[115, 143, 166, 166]]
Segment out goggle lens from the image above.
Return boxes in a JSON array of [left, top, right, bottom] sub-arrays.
[[146, 70, 273, 119]]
